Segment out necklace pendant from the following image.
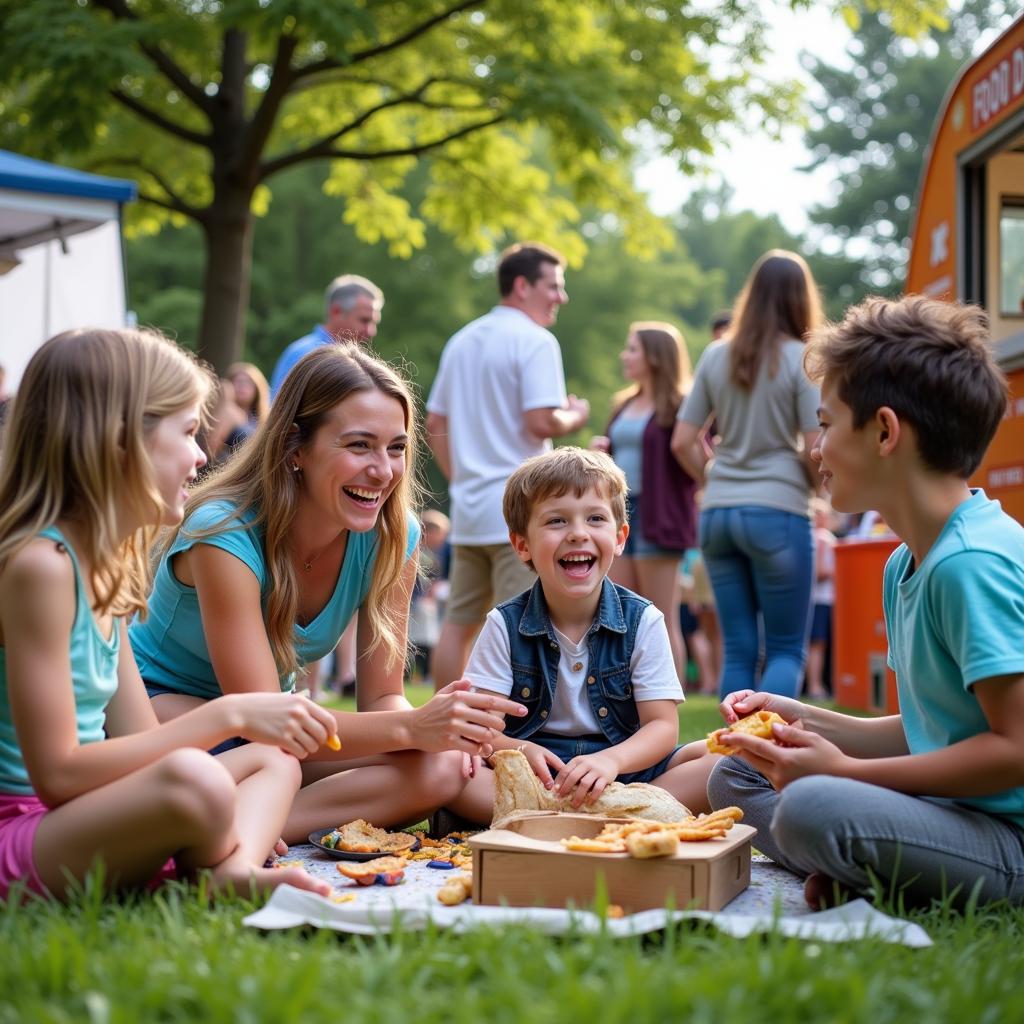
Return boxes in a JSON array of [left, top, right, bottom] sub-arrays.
[[303, 560, 313, 572]]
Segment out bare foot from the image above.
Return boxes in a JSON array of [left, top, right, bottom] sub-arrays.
[[211, 861, 331, 898]]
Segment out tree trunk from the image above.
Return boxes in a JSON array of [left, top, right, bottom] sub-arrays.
[[197, 184, 254, 372]]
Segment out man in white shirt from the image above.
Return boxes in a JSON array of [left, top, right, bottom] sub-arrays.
[[425, 242, 590, 689]]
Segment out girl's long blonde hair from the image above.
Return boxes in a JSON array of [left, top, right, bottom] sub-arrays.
[[728, 250, 824, 389], [168, 344, 419, 678], [611, 321, 692, 427], [227, 361, 270, 424], [0, 328, 211, 618]]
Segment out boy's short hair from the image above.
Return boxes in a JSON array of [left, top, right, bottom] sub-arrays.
[[805, 295, 1008, 478], [503, 447, 628, 537]]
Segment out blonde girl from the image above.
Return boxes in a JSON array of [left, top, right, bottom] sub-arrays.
[[0, 329, 338, 902], [131, 344, 525, 843], [227, 361, 270, 428], [591, 322, 700, 682]]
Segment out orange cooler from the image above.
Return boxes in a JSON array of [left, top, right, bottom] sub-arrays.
[[833, 538, 900, 714]]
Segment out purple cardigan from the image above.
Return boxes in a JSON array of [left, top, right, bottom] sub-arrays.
[[607, 404, 698, 550]]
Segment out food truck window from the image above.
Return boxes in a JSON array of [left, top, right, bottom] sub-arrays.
[[1000, 199, 1024, 317]]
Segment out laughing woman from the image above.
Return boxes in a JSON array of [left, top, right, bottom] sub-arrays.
[[130, 345, 525, 842]]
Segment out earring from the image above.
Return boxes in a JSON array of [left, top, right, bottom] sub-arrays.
[[291, 463, 301, 473]]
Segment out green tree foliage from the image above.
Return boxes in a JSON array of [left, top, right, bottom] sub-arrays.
[[0, 0, 794, 370], [801, 0, 1016, 303], [0, 0, 947, 370]]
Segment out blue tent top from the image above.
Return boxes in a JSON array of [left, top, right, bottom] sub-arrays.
[[0, 150, 136, 203]]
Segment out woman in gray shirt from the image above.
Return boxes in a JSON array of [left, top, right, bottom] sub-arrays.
[[671, 251, 822, 699]]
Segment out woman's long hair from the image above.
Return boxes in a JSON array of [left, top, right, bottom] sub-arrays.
[[728, 250, 824, 389], [227, 361, 270, 424], [169, 344, 419, 677], [0, 328, 210, 618], [612, 321, 692, 427]]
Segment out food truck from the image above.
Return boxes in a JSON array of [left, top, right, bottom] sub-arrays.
[[835, 16, 1024, 712]]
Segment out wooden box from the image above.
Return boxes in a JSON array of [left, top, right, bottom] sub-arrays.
[[468, 812, 755, 913]]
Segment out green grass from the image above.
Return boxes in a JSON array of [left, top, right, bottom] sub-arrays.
[[3, 696, 1022, 1023]]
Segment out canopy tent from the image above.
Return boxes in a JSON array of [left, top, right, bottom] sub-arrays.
[[0, 151, 136, 392]]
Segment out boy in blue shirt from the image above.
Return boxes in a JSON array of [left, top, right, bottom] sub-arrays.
[[450, 447, 715, 823], [708, 295, 1024, 908]]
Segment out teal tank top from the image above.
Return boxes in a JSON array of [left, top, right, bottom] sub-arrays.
[[0, 526, 120, 795]]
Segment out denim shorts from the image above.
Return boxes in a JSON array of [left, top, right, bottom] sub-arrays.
[[622, 494, 686, 559], [144, 681, 247, 756], [531, 732, 682, 784]]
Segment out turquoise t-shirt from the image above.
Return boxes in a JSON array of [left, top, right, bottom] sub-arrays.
[[0, 526, 120, 795], [130, 501, 420, 700], [883, 489, 1024, 829]]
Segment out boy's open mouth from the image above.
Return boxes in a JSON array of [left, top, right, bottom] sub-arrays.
[[343, 486, 381, 507], [559, 553, 596, 578]]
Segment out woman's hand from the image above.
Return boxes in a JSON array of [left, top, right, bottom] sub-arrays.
[[409, 681, 527, 756], [228, 692, 338, 759], [719, 689, 804, 727], [553, 750, 620, 807], [589, 435, 611, 453]]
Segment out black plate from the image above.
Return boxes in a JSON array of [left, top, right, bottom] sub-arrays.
[[307, 827, 420, 861]]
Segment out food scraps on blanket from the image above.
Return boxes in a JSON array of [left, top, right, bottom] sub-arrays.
[[436, 874, 474, 906], [560, 807, 745, 856], [706, 710, 787, 755], [320, 819, 418, 854], [337, 856, 407, 886]]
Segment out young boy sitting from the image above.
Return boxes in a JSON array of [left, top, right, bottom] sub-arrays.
[[707, 295, 1024, 909], [449, 447, 715, 824]]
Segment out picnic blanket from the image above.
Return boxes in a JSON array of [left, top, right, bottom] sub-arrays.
[[243, 846, 932, 947]]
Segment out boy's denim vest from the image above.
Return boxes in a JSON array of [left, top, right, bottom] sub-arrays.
[[497, 578, 650, 745]]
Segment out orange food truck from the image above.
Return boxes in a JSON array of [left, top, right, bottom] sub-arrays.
[[834, 15, 1024, 713]]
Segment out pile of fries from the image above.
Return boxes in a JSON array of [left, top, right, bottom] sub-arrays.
[[560, 806, 744, 858]]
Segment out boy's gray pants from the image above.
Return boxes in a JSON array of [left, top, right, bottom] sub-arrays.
[[707, 756, 1024, 907]]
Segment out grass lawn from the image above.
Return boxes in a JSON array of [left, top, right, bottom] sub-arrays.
[[3, 695, 1023, 1023]]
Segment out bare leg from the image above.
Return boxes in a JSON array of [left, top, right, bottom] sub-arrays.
[[687, 626, 716, 694], [446, 765, 496, 826], [32, 748, 328, 899], [634, 556, 687, 683], [652, 748, 718, 815], [698, 606, 723, 688], [432, 621, 482, 691], [283, 750, 467, 842], [804, 640, 828, 698]]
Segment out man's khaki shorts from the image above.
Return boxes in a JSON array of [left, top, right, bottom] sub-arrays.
[[444, 543, 535, 626]]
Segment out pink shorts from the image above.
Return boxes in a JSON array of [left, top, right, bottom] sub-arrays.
[[0, 792, 178, 902]]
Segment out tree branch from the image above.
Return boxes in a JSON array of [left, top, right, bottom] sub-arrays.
[[241, 33, 299, 172], [261, 113, 505, 179], [90, 0, 215, 117], [109, 88, 211, 147], [94, 156, 205, 221], [292, 0, 489, 81]]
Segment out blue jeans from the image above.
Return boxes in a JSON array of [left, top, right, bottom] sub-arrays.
[[532, 733, 682, 784], [699, 506, 813, 699], [708, 756, 1024, 908]]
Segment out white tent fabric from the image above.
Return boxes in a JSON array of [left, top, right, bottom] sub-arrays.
[[0, 153, 135, 392]]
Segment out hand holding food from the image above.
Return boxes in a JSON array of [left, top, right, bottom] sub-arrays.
[[707, 710, 788, 754]]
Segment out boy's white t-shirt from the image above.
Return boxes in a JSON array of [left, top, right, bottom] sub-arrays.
[[464, 604, 683, 736]]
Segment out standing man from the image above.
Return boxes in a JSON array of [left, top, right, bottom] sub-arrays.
[[269, 274, 383, 396], [425, 242, 590, 689]]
